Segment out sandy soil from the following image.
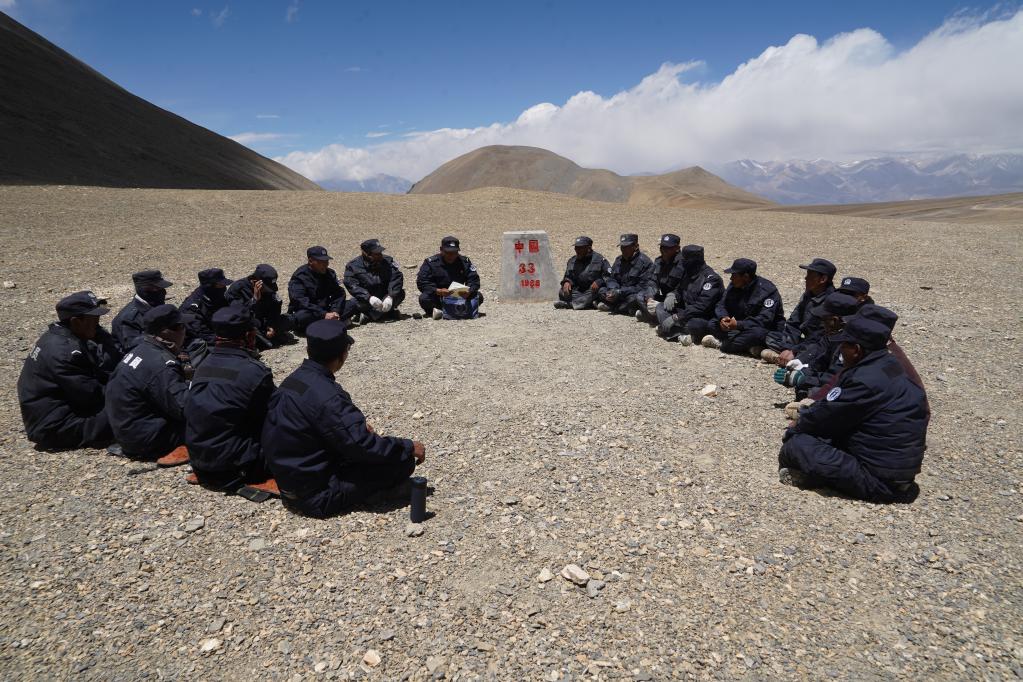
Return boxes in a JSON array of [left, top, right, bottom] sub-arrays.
[[0, 185, 1020, 680], [770, 192, 1023, 225]]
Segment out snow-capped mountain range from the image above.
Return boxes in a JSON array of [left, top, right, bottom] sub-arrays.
[[715, 153, 1023, 205]]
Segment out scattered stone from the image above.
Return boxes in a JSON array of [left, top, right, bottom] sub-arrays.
[[561, 564, 590, 586], [363, 649, 381, 667], [199, 638, 222, 654], [249, 538, 266, 551], [183, 516, 205, 533], [2, 281, 16, 289], [538, 567, 555, 583], [502, 496, 519, 506], [615, 598, 632, 612], [412, 412, 424, 420], [379, 629, 395, 641], [426, 656, 447, 674], [209, 617, 226, 633], [405, 523, 425, 537], [700, 384, 718, 398]]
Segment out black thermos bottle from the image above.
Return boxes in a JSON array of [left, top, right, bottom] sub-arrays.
[[410, 476, 427, 523]]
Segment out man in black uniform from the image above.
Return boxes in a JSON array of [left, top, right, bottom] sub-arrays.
[[184, 305, 275, 488], [180, 267, 231, 347], [227, 264, 294, 348], [637, 234, 685, 322], [262, 320, 426, 518], [416, 236, 482, 320], [17, 291, 118, 450], [596, 234, 656, 316], [773, 292, 860, 398], [343, 239, 406, 323], [287, 246, 357, 333], [105, 305, 190, 465], [762, 258, 836, 365], [655, 244, 724, 342], [554, 236, 610, 311], [687, 257, 784, 356], [778, 315, 928, 503], [111, 269, 173, 351]]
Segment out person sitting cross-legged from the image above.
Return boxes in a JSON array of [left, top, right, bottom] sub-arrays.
[[416, 236, 482, 320], [262, 320, 426, 518], [343, 239, 406, 323], [554, 236, 611, 311], [687, 258, 784, 356], [596, 233, 656, 316]]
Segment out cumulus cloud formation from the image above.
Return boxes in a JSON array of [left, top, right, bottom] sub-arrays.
[[279, 10, 1023, 184]]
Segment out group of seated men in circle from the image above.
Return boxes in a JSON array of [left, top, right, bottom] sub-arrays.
[[555, 232, 930, 503], [16, 236, 484, 517], [16, 230, 929, 515]]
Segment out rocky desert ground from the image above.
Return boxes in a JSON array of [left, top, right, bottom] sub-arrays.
[[0, 185, 1020, 680]]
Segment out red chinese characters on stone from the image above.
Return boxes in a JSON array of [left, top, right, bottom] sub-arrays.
[[528, 239, 539, 253], [514, 241, 524, 254]]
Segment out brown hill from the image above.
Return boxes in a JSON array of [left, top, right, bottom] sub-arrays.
[[408, 145, 773, 209], [768, 192, 1023, 225], [0, 12, 319, 190]]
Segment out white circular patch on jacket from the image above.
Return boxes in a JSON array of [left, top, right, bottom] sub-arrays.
[[702, 282, 712, 290], [826, 387, 842, 401], [764, 298, 775, 308]]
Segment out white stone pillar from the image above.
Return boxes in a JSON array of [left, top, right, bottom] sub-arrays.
[[499, 231, 559, 302]]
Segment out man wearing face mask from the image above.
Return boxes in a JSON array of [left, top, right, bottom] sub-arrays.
[[687, 258, 784, 356], [774, 292, 861, 400], [105, 305, 190, 465], [778, 314, 928, 503], [554, 236, 611, 311], [596, 234, 656, 316], [343, 239, 406, 323], [288, 246, 357, 333], [185, 304, 276, 488], [655, 244, 724, 342], [227, 264, 294, 348], [637, 234, 685, 323], [111, 269, 173, 352], [17, 291, 119, 450], [180, 268, 232, 347], [761, 258, 836, 365]]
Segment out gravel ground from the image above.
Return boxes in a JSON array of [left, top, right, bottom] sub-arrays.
[[0, 185, 1020, 680]]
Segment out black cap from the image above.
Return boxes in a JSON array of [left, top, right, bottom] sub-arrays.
[[811, 292, 860, 318], [132, 269, 172, 289], [142, 304, 183, 334], [833, 315, 890, 350], [211, 304, 254, 337], [360, 239, 385, 254], [198, 268, 230, 288], [56, 291, 109, 321], [799, 258, 837, 278], [306, 319, 355, 358], [856, 304, 898, 331], [250, 264, 278, 281], [724, 258, 757, 275], [574, 236, 593, 248], [681, 244, 705, 260], [659, 234, 681, 248], [619, 233, 638, 247], [837, 276, 870, 295], [307, 246, 331, 262], [440, 236, 460, 252]]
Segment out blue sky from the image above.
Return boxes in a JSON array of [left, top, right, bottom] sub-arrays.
[[6, 1, 1023, 181]]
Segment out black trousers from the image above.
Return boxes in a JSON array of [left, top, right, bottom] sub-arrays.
[[687, 318, 768, 354], [284, 458, 417, 518], [779, 433, 914, 503]]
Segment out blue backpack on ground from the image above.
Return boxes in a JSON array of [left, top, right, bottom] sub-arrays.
[[442, 295, 480, 320]]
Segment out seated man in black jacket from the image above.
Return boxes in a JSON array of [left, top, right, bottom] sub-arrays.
[[105, 305, 190, 466], [180, 267, 231, 347], [778, 315, 928, 503], [227, 264, 294, 348], [185, 305, 275, 488], [262, 320, 426, 518], [655, 244, 724, 342], [596, 234, 656, 316], [416, 236, 482, 320], [554, 236, 610, 310], [687, 258, 784, 356], [287, 246, 357, 333], [111, 269, 173, 352], [343, 239, 405, 323], [17, 291, 119, 450], [762, 258, 836, 365]]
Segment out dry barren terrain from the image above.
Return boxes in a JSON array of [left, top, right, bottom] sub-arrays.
[[0, 185, 1020, 680]]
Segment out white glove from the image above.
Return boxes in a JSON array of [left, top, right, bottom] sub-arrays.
[[369, 296, 384, 311], [381, 296, 393, 313], [786, 359, 807, 371], [645, 298, 658, 315]]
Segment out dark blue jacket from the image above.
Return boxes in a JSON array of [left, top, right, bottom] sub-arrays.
[[343, 255, 404, 303], [673, 263, 724, 324], [715, 275, 784, 332], [262, 360, 414, 497], [111, 296, 153, 352], [784, 285, 834, 350], [17, 323, 119, 444], [417, 254, 480, 297], [606, 251, 656, 298], [184, 346, 275, 472], [561, 252, 610, 291], [105, 335, 188, 456], [287, 265, 347, 317], [795, 331, 843, 390], [227, 278, 283, 332], [653, 255, 686, 300], [790, 348, 928, 479], [180, 289, 229, 345]]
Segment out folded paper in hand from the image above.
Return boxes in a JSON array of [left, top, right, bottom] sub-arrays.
[[447, 281, 470, 296]]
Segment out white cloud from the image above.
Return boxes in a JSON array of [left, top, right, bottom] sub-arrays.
[[230, 132, 288, 145], [190, 7, 201, 17], [211, 5, 229, 28], [0, 0, 16, 9], [256, 113, 281, 119], [365, 132, 390, 138], [286, 0, 299, 23], [279, 10, 1023, 184]]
